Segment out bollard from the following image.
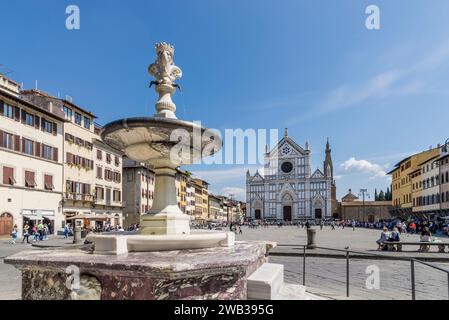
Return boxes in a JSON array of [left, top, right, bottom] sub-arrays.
[[73, 226, 82, 244], [306, 228, 316, 249]]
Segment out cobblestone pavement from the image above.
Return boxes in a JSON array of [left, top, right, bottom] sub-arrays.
[[1, 228, 449, 300], [269, 255, 449, 300], [235, 226, 449, 300], [235, 226, 429, 250]]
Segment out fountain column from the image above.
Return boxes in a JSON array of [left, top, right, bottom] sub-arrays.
[[140, 167, 190, 235]]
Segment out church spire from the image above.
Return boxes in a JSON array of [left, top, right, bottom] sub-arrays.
[[324, 138, 333, 180], [284, 128, 288, 138]]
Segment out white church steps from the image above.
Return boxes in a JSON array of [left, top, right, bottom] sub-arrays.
[[247, 263, 326, 300]]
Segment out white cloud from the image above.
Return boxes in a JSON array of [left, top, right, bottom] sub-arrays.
[[340, 157, 387, 180]]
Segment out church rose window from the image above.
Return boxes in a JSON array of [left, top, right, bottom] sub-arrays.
[[281, 161, 293, 173]]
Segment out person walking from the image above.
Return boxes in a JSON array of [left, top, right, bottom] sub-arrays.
[[320, 220, 324, 230], [22, 223, 30, 244], [32, 225, 39, 242], [37, 221, 44, 240], [10, 225, 18, 244], [64, 224, 70, 239]]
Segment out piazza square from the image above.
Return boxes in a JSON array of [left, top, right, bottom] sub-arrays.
[[1, 1, 449, 314]]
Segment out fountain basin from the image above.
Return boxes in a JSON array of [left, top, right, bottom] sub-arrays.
[[87, 231, 235, 255]]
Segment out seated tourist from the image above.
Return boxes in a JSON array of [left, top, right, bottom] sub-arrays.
[[419, 227, 432, 252], [376, 227, 389, 251]]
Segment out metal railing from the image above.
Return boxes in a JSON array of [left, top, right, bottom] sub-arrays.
[[275, 244, 449, 300]]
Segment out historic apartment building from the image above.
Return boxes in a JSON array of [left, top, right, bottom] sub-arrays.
[[191, 178, 209, 223], [246, 129, 336, 221], [388, 146, 441, 217], [21, 88, 124, 229], [0, 74, 65, 236], [92, 137, 123, 227], [122, 158, 155, 228]]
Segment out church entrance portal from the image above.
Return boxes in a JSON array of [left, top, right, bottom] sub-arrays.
[[283, 206, 292, 221]]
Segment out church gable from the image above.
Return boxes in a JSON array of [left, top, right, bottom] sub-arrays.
[[311, 169, 324, 178], [269, 137, 307, 158], [249, 171, 264, 183]]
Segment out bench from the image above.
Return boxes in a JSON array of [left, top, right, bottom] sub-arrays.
[[383, 241, 449, 253]]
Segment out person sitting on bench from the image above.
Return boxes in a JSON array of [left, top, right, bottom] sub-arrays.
[[376, 227, 389, 251], [419, 227, 432, 252], [387, 227, 401, 251]]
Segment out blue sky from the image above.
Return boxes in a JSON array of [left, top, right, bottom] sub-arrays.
[[2, 0, 449, 201]]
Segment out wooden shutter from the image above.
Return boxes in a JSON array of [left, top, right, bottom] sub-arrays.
[[0, 130, 3, 148], [14, 106, 20, 121], [35, 142, 41, 157], [34, 115, 40, 129], [0, 101, 3, 114], [21, 138, 26, 153], [21, 110, 26, 124], [52, 122, 57, 136], [3, 167, 13, 185], [53, 147, 58, 162], [41, 118, 45, 131], [14, 135, 20, 152]]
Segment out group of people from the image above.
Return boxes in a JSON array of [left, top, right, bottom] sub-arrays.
[[10, 222, 51, 244], [376, 223, 434, 252]]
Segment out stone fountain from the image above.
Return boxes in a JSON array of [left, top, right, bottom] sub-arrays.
[[4, 43, 275, 300]]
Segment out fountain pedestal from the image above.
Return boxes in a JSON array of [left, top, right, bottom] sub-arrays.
[[140, 167, 190, 236], [5, 242, 272, 300]]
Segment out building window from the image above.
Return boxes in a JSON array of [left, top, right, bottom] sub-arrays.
[[96, 187, 104, 200], [42, 145, 54, 160], [74, 112, 82, 125], [2, 132, 13, 150], [114, 156, 120, 166], [25, 170, 37, 188], [106, 153, 112, 164], [113, 190, 121, 202], [3, 103, 14, 119], [44, 174, 54, 190], [23, 139, 34, 155], [63, 106, 73, 120], [42, 119, 53, 133], [84, 117, 91, 129], [25, 113, 34, 126], [2, 166, 15, 185], [96, 166, 103, 179], [97, 150, 102, 160]]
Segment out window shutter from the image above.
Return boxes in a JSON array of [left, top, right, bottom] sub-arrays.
[[21, 110, 26, 124], [41, 118, 45, 131], [0, 100, 3, 114], [0, 130, 3, 148], [14, 107, 20, 121], [52, 122, 57, 135], [35, 115, 40, 129], [14, 135, 20, 152], [35, 142, 41, 157], [53, 147, 58, 162], [22, 138, 25, 153]]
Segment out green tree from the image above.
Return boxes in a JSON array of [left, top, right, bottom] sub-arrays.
[[374, 189, 378, 201], [378, 190, 386, 201]]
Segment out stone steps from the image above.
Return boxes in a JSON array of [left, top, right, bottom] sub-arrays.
[[247, 263, 325, 300]]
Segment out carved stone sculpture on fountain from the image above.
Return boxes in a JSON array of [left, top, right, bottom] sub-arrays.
[[148, 42, 183, 119]]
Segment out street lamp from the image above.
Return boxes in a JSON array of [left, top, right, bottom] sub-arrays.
[[359, 189, 371, 222]]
